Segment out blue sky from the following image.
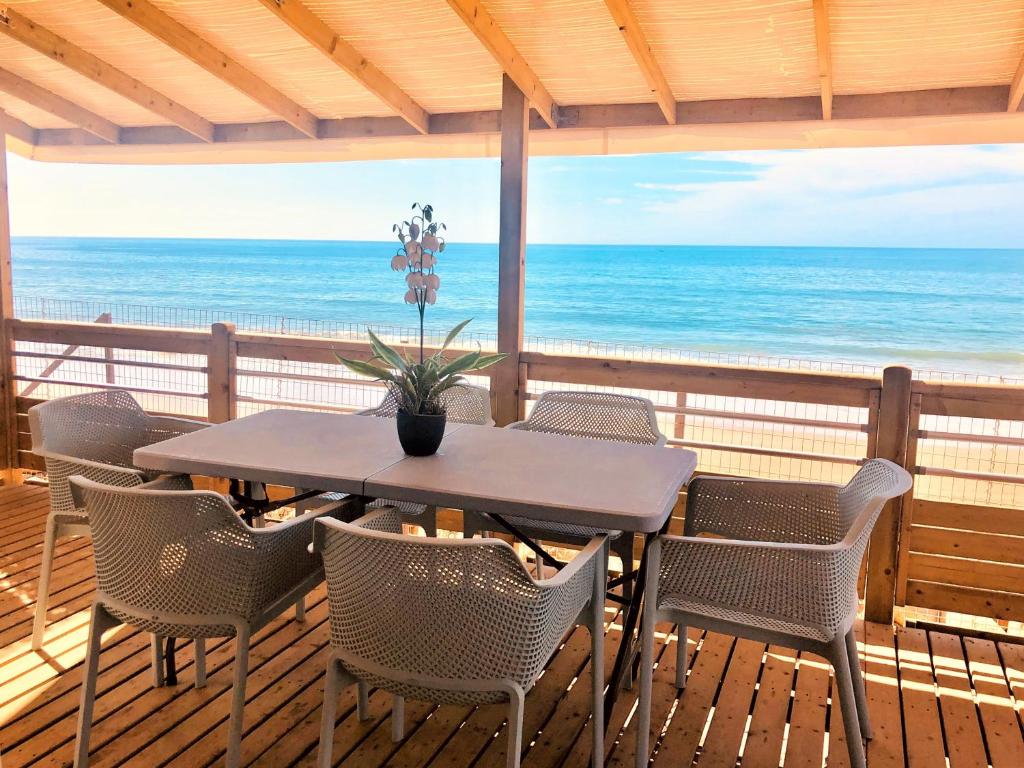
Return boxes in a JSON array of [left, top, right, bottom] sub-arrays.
[[8, 143, 1024, 247]]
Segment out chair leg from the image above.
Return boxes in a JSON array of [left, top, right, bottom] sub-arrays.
[[31, 517, 59, 651], [295, 596, 306, 622], [591, 542, 607, 768], [317, 658, 342, 768], [830, 638, 866, 768], [506, 686, 525, 768], [636, 547, 660, 768], [391, 694, 405, 742], [423, 506, 438, 537], [73, 603, 119, 768], [613, 535, 634, 603], [195, 638, 207, 689], [845, 629, 872, 740], [225, 627, 251, 768], [151, 635, 165, 688], [675, 625, 687, 690]]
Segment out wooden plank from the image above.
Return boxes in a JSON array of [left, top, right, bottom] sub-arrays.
[[9, 318, 211, 355], [492, 74, 528, 427], [0, 66, 120, 142], [914, 380, 1024, 421], [0, 7, 214, 142], [864, 622, 904, 767], [698, 638, 764, 767], [894, 392, 920, 606], [602, 1, 675, 124], [784, 651, 830, 768], [907, 581, 1024, 623], [812, 0, 833, 120], [908, 552, 1024, 593], [741, 645, 796, 766], [445, 0, 558, 128], [998, 642, 1024, 723], [0, 134, 15, 485], [895, 626, 946, 768], [930, 631, 989, 768], [865, 365, 912, 623], [1010, 50, 1024, 112], [651, 631, 733, 765], [909, 526, 1024, 565], [254, 0, 427, 134], [207, 321, 236, 423], [522, 352, 879, 407], [96, 0, 318, 138], [0, 108, 35, 145], [964, 637, 1024, 767], [913, 498, 1024, 537]]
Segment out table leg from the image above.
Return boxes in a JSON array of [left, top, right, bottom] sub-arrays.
[[604, 531, 655, 728]]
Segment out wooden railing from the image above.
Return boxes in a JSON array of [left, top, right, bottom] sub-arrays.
[[5, 318, 1023, 628]]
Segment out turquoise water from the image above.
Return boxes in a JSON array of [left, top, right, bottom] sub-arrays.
[[11, 236, 1024, 377]]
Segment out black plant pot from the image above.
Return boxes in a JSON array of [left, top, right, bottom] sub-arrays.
[[396, 409, 447, 456]]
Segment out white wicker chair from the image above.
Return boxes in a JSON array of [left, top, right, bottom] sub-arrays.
[[463, 391, 665, 597], [69, 475, 331, 768], [300, 384, 494, 534], [634, 459, 913, 768], [315, 507, 609, 768], [28, 390, 207, 651]]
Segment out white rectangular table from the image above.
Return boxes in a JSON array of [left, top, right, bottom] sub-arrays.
[[134, 408, 698, 727]]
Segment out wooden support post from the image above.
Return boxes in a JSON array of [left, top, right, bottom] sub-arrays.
[[207, 322, 237, 424], [0, 135, 18, 484], [98, 312, 116, 384], [864, 365, 913, 623], [493, 74, 529, 427], [674, 391, 687, 440]]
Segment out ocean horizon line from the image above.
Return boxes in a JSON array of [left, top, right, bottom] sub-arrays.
[[11, 234, 1024, 254]]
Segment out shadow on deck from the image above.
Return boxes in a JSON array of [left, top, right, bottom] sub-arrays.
[[2, 484, 1023, 767]]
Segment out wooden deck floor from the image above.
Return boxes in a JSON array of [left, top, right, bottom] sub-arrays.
[[2, 483, 1024, 767]]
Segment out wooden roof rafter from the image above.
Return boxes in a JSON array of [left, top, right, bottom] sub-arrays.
[[0, 66, 120, 142], [602, 0, 675, 124], [95, 0, 319, 138], [0, 108, 35, 145], [255, 0, 429, 135], [444, 0, 559, 129], [0, 6, 214, 142], [1010, 51, 1024, 112], [812, 0, 834, 120]]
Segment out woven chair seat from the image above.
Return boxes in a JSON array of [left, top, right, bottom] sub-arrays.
[[498, 514, 622, 541], [659, 595, 830, 642]]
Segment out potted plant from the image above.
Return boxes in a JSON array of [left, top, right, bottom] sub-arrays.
[[337, 203, 505, 456]]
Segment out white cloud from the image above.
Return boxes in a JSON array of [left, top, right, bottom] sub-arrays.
[[603, 197, 624, 205]]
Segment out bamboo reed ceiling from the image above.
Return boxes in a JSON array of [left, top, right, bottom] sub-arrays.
[[0, 0, 1020, 163]]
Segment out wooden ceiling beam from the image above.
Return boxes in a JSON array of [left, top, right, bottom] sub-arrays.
[[0, 7, 213, 141], [1009, 52, 1024, 112], [445, 0, 558, 128], [97, 0, 318, 138], [0, 67, 120, 142], [603, 0, 675, 124], [0, 109, 36, 145], [255, 0, 428, 134], [812, 0, 833, 120]]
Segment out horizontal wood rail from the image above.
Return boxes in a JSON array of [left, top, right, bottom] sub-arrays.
[[5, 317, 1024, 630]]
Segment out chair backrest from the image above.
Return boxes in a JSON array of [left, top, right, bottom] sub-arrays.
[[362, 384, 494, 426], [29, 390, 150, 467], [69, 477, 262, 636], [319, 511, 581, 704], [515, 390, 665, 445]]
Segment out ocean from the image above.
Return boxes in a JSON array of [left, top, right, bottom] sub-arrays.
[[11, 236, 1024, 378]]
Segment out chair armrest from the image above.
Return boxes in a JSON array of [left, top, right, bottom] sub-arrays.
[[685, 475, 841, 543], [311, 505, 402, 553], [505, 420, 529, 431], [137, 473, 194, 491], [537, 534, 607, 590], [145, 414, 209, 439], [657, 534, 860, 639]]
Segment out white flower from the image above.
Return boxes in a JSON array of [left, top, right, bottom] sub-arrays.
[[421, 233, 439, 251], [421, 252, 436, 268], [425, 287, 437, 305], [390, 254, 408, 271], [425, 273, 440, 290], [404, 288, 417, 304], [405, 241, 422, 259], [406, 272, 425, 288]]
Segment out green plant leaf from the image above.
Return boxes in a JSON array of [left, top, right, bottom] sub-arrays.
[[336, 355, 397, 383], [470, 353, 508, 370], [366, 329, 408, 374], [441, 319, 472, 350]]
